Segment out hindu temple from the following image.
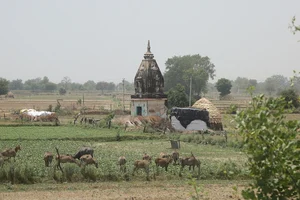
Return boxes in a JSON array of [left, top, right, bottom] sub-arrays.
[[130, 41, 168, 118]]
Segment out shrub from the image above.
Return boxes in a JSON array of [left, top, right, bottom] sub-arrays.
[[279, 88, 299, 108], [227, 104, 238, 114], [235, 94, 300, 199]]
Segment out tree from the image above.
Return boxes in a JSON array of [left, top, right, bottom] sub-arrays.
[[116, 80, 134, 92], [167, 84, 188, 109], [44, 82, 57, 92], [70, 83, 84, 90], [8, 79, 23, 90], [83, 80, 96, 90], [248, 79, 257, 88], [279, 88, 299, 108], [24, 78, 43, 91], [215, 78, 232, 98], [0, 78, 9, 95], [42, 76, 49, 85], [235, 94, 300, 199], [164, 54, 216, 96], [96, 81, 109, 94], [60, 76, 72, 90], [232, 77, 249, 93], [264, 75, 288, 96]]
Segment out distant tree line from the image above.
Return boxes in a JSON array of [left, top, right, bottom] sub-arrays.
[[0, 76, 134, 95]]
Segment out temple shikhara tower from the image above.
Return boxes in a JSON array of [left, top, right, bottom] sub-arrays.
[[131, 40, 168, 118]]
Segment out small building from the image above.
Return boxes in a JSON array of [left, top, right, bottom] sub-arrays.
[[131, 41, 168, 118]]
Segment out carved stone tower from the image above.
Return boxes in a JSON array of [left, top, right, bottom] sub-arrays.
[[131, 41, 167, 118]]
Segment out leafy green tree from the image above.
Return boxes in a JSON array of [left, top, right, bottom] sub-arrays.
[[264, 75, 288, 96], [83, 80, 96, 90], [279, 88, 299, 108], [167, 84, 188, 108], [107, 82, 115, 91], [42, 76, 49, 85], [248, 79, 257, 88], [8, 79, 23, 90], [70, 83, 84, 90], [96, 81, 109, 94], [24, 78, 43, 91], [44, 82, 57, 92], [116, 80, 134, 92], [164, 54, 216, 96], [232, 77, 249, 93], [235, 95, 300, 199], [215, 78, 232, 97], [0, 78, 9, 95]]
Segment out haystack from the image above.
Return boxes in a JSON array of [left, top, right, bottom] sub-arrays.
[[192, 98, 223, 130], [5, 91, 14, 98]]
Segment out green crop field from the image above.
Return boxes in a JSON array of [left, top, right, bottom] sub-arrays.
[[0, 125, 248, 186]]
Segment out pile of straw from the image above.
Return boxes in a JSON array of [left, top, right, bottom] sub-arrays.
[[192, 98, 222, 124]]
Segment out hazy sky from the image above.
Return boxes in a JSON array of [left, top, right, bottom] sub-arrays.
[[1, 1, 300, 84]]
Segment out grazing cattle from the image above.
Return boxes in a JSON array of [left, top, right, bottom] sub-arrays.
[[44, 152, 54, 167], [179, 153, 201, 179], [80, 154, 98, 168], [155, 156, 173, 172], [142, 153, 152, 162], [73, 147, 94, 160], [132, 160, 150, 180], [172, 150, 180, 165], [1, 145, 21, 161], [118, 156, 127, 172], [55, 154, 80, 168]]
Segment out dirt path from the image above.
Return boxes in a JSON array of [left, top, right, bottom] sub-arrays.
[[0, 181, 245, 200]]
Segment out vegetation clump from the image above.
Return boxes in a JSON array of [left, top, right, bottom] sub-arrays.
[[235, 94, 300, 199]]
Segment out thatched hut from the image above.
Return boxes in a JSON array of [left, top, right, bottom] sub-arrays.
[[192, 98, 223, 131]]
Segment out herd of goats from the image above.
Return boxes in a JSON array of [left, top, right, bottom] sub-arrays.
[[0, 145, 201, 179]]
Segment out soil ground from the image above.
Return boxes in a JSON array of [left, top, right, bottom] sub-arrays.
[[0, 181, 246, 200]]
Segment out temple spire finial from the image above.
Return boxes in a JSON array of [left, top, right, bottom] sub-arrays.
[[147, 40, 151, 53], [144, 40, 154, 59]]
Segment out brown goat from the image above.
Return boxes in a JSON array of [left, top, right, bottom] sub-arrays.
[[155, 156, 173, 172], [172, 150, 180, 165], [44, 152, 54, 167], [118, 156, 127, 172], [179, 153, 201, 179], [1, 145, 21, 161], [179, 154, 201, 171], [142, 153, 152, 162], [132, 160, 150, 179], [55, 154, 80, 168], [80, 154, 98, 168]]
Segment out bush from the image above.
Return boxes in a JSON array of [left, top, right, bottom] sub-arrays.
[[236, 94, 300, 199], [279, 88, 299, 108], [59, 88, 67, 95], [227, 104, 237, 114]]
